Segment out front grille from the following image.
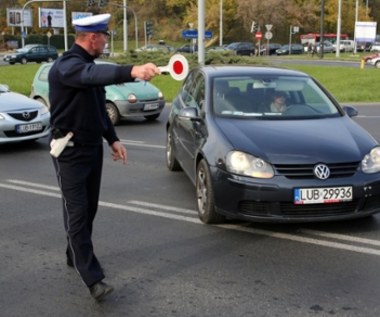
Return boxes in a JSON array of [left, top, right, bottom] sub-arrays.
[[238, 198, 372, 219], [274, 162, 360, 179], [8, 111, 38, 122]]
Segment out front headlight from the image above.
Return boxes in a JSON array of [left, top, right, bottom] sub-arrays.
[[361, 146, 380, 174], [226, 151, 274, 179], [158, 91, 164, 99], [127, 93, 137, 103], [40, 104, 50, 115], [0, 113, 5, 120]]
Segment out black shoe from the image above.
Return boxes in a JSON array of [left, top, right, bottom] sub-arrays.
[[89, 281, 114, 301]]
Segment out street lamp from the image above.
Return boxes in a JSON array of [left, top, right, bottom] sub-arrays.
[[219, 0, 223, 46]]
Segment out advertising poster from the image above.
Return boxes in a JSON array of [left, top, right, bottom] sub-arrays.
[[355, 21, 377, 42], [7, 8, 33, 27], [71, 12, 93, 22], [39, 8, 64, 28]]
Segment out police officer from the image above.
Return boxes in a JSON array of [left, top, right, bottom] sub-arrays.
[[48, 13, 160, 301]]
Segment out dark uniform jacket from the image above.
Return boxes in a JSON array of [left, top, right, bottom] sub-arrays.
[[48, 43, 134, 146]]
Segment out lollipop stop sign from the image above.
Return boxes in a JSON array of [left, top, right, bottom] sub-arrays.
[[158, 54, 189, 81]]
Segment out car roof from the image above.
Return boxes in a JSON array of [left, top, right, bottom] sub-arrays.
[[196, 65, 309, 78]]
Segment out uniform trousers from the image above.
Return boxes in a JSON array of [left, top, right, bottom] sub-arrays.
[[52, 144, 105, 287]]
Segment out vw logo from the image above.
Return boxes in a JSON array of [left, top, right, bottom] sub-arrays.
[[314, 164, 330, 180], [22, 112, 31, 119]]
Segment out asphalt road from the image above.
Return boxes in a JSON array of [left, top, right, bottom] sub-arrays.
[[1, 105, 380, 317]]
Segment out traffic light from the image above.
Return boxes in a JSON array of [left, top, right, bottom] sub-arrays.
[[98, 0, 108, 7], [251, 21, 257, 33], [145, 21, 154, 37]]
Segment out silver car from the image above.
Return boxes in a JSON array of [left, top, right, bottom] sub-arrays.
[[0, 84, 50, 144]]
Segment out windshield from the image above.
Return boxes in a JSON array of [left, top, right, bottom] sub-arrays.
[[212, 75, 340, 119]]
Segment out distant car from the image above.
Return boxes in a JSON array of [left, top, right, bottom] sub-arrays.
[[356, 41, 372, 52], [0, 83, 50, 144], [176, 44, 198, 53], [225, 42, 255, 56], [166, 65, 380, 224], [332, 40, 354, 52], [135, 44, 175, 53], [260, 43, 282, 55], [364, 53, 380, 68], [207, 45, 228, 53], [30, 62, 165, 125], [370, 43, 380, 52], [3, 44, 58, 65], [315, 41, 334, 53], [276, 44, 303, 55]]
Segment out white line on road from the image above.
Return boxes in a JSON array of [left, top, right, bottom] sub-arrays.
[[118, 139, 165, 149], [2, 179, 380, 257]]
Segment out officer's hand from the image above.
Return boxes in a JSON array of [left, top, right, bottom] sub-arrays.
[[131, 63, 160, 81], [111, 141, 127, 164]]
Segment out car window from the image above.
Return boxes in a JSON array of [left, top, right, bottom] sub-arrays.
[[213, 75, 340, 119]]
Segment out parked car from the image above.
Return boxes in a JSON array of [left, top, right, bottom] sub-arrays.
[[370, 43, 380, 52], [0, 83, 50, 144], [225, 42, 255, 56], [260, 43, 282, 55], [315, 40, 334, 53], [176, 44, 198, 53], [135, 44, 175, 53], [356, 41, 372, 52], [166, 65, 380, 224], [207, 45, 228, 53], [332, 40, 354, 52], [3, 44, 58, 65], [364, 53, 380, 68], [30, 62, 165, 125], [276, 44, 303, 55]]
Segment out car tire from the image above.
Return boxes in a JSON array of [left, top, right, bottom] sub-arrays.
[[166, 130, 181, 171], [375, 61, 380, 69], [21, 57, 27, 64], [196, 159, 225, 224], [105, 101, 120, 125], [144, 113, 160, 121]]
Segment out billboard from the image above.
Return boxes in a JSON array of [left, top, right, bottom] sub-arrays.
[[71, 12, 93, 22], [7, 8, 33, 27], [39, 8, 65, 28], [355, 21, 377, 43]]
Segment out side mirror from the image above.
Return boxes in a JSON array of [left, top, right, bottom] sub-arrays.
[[342, 105, 358, 118], [179, 107, 201, 120]]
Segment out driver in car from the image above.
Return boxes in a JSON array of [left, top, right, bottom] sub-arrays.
[[270, 91, 287, 113]]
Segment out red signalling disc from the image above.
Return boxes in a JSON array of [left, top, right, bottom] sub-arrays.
[[173, 60, 184, 75], [158, 54, 189, 81]]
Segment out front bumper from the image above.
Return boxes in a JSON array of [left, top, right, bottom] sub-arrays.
[[114, 100, 165, 118], [211, 166, 380, 223]]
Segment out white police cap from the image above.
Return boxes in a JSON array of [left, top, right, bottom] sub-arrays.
[[72, 13, 111, 33]]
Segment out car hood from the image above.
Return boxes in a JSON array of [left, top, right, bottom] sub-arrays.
[[107, 81, 161, 100], [0, 91, 43, 111], [215, 116, 377, 164]]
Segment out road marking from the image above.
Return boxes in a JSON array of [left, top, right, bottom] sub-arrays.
[[2, 179, 380, 256], [118, 138, 165, 149]]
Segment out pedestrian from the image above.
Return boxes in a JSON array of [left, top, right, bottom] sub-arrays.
[[48, 13, 160, 301]]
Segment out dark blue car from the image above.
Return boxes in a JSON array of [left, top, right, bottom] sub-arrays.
[[166, 65, 380, 223]]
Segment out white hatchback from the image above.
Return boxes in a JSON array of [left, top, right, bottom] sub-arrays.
[[0, 84, 50, 144]]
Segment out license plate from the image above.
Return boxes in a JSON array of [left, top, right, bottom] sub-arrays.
[[16, 122, 43, 134], [294, 186, 353, 204], [143, 103, 159, 111]]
